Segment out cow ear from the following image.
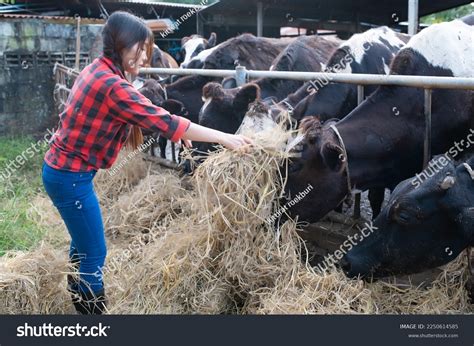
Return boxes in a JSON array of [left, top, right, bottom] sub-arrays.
[[207, 32, 217, 48], [321, 142, 345, 172], [391, 49, 414, 75], [157, 76, 171, 84], [181, 36, 190, 45], [203, 82, 224, 99], [233, 84, 260, 112], [275, 54, 292, 73]]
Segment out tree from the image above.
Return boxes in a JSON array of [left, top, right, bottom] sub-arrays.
[[421, 3, 473, 24]]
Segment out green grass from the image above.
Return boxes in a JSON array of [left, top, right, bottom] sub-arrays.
[[0, 135, 49, 256]]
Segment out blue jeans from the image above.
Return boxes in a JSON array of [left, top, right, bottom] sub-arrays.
[[41, 160, 106, 294]]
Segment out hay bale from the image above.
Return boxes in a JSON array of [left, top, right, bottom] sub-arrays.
[[3, 106, 473, 314], [104, 168, 190, 240], [94, 149, 150, 207], [0, 244, 72, 314]]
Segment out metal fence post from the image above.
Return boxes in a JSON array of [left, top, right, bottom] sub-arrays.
[[408, 0, 419, 36], [353, 85, 364, 219], [75, 16, 81, 71], [423, 89, 433, 168], [235, 65, 248, 86]]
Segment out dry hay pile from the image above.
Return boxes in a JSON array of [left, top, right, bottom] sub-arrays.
[[1, 109, 473, 314]]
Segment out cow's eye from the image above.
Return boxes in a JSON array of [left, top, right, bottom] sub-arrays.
[[307, 136, 317, 145], [440, 175, 456, 190]]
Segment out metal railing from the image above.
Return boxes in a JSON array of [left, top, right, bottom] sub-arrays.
[[140, 67, 474, 90], [139, 65, 474, 218]]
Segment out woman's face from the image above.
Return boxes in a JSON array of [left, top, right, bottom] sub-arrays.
[[122, 39, 149, 76]]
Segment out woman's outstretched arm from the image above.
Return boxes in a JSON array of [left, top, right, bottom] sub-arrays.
[[181, 122, 253, 150]]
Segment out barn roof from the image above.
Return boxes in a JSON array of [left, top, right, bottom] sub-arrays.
[[0, 13, 105, 25], [0, 0, 210, 18]]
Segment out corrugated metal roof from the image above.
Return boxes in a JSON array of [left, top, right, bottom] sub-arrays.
[[107, 0, 210, 9], [0, 13, 105, 24]]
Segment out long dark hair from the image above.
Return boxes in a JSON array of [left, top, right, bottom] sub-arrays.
[[102, 11, 154, 150]]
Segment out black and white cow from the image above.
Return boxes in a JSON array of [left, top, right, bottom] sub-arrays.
[[285, 19, 474, 223], [341, 151, 474, 280], [273, 27, 408, 114], [180, 33, 217, 67], [247, 35, 340, 101], [290, 26, 409, 121]]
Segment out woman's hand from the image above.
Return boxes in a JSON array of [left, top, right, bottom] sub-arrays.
[[182, 139, 193, 148], [218, 133, 253, 150]]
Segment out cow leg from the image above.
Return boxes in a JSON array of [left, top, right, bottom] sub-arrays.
[[177, 145, 184, 163], [159, 136, 167, 159], [149, 135, 156, 157], [171, 142, 177, 163], [368, 188, 386, 219]]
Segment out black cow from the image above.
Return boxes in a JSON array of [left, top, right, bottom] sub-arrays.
[[341, 151, 474, 280], [248, 35, 340, 101], [160, 34, 294, 137], [285, 19, 473, 223], [191, 35, 339, 159], [181, 33, 293, 70], [138, 79, 188, 159]]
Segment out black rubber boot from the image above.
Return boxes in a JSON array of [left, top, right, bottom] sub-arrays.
[[67, 259, 107, 314], [71, 288, 107, 315], [67, 256, 80, 292]]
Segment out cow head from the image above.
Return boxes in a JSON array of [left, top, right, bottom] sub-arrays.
[[285, 117, 349, 222], [181, 33, 217, 66], [181, 83, 260, 174], [199, 82, 260, 135], [150, 45, 166, 68], [138, 79, 166, 107], [342, 155, 474, 279], [138, 78, 188, 118]]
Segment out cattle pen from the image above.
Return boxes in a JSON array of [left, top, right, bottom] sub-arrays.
[[140, 65, 474, 217]]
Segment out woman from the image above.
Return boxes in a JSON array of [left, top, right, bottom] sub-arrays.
[[42, 11, 252, 315]]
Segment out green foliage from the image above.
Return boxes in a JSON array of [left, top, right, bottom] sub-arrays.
[[421, 3, 473, 24], [0, 136, 49, 256]]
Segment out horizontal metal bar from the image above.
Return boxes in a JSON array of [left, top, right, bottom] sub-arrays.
[[139, 67, 474, 90], [140, 67, 236, 78]]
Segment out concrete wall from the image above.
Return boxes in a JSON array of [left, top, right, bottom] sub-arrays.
[[0, 18, 103, 136]]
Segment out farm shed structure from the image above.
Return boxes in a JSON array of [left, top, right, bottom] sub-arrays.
[[0, 1, 211, 136], [0, 1, 209, 38], [0, 14, 107, 136], [200, 0, 473, 39]]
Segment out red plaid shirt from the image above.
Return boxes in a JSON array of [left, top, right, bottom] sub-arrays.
[[44, 56, 190, 172]]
